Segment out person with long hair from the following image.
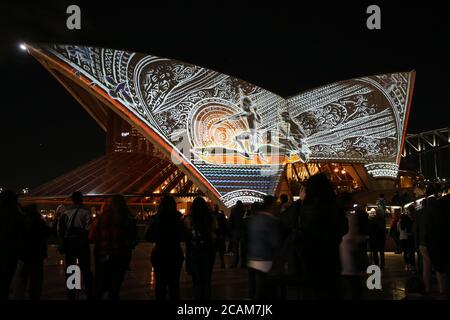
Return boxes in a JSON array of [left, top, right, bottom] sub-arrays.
[[416, 197, 447, 294], [340, 205, 369, 300], [298, 173, 347, 299], [92, 194, 137, 300], [368, 204, 386, 270], [212, 204, 227, 269], [185, 197, 216, 300], [145, 195, 185, 300]]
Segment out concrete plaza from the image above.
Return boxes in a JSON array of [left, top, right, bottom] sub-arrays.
[[22, 243, 443, 300]]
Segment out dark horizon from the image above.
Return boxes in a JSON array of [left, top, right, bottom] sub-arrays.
[[1, 1, 449, 191]]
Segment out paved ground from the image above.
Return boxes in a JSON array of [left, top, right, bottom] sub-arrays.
[[27, 243, 445, 300]]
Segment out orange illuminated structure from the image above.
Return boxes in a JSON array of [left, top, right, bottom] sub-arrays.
[[23, 43, 416, 210]]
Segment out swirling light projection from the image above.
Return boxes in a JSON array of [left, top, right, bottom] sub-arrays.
[[364, 163, 400, 178], [27, 44, 415, 206]]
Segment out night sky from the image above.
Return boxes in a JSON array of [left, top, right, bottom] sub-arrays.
[[1, 1, 449, 191]]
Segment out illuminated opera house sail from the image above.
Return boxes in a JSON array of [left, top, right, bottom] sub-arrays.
[[25, 44, 415, 207]]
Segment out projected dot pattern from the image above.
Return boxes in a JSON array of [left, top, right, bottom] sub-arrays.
[[35, 44, 414, 206]]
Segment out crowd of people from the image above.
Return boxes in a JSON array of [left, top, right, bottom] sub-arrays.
[[1, 173, 449, 300], [0, 191, 138, 300], [0, 190, 50, 300]]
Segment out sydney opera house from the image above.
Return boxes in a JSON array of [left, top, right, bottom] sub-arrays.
[[23, 43, 416, 213]]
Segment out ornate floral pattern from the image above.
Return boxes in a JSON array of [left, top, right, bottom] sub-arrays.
[[36, 44, 415, 205]]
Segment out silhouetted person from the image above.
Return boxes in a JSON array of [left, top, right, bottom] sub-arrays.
[[92, 195, 137, 300], [297, 173, 347, 299], [398, 210, 416, 272], [368, 205, 386, 269], [229, 200, 245, 268], [145, 195, 185, 300], [415, 198, 446, 293], [0, 190, 22, 300], [58, 191, 93, 300], [340, 207, 369, 300], [274, 197, 303, 300], [389, 209, 401, 254], [213, 204, 227, 269], [241, 202, 259, 272], [426, 194, 450, 297], [13, 204, 51, 300], [185, 197, 216, 300], [247, 196, 280, 300]]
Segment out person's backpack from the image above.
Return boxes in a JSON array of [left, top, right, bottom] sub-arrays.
[[58, 207, 88, 254]]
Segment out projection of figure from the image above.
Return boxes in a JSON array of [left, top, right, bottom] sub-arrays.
[[106, 76, 134, 104], [28, 44, 415, 207], [67, 46, 93, 65], [279, 111, 311, 162], [215, 97, 262, 158]]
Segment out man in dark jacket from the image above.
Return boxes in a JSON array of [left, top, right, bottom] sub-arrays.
[[14, 204, 51, 300], [247, 196, 280, 299], [297, 174, 347, 299]]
